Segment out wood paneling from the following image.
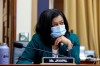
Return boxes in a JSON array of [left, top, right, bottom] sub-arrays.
[[3, 0, 9, 44], [3, 0, 16, 63], [54, 0, 64, 12]]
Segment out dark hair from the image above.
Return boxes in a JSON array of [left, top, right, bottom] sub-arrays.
[[36, 9, 69, 46]]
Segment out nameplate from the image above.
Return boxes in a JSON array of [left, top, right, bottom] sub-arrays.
[[42, 57, 74, 64]]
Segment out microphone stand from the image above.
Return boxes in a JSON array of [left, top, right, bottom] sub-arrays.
[[25, 47, 66, 57]]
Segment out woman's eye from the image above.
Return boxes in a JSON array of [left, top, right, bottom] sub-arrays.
[[53, 24, 58, 27], [60, 22, 64, 25]]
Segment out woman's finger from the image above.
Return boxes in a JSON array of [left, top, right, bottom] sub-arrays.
[[54, 37, 61, 45]]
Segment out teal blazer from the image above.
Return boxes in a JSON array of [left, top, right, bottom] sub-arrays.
[[17, 33, 80, 64]]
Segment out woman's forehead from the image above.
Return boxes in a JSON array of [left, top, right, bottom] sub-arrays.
[[52, 15, 64, 23]]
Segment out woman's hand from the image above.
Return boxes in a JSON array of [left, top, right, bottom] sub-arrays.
[[54, 36, 73, 48]]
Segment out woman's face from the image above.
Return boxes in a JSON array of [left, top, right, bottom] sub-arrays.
[[52, 15, 64, 27]]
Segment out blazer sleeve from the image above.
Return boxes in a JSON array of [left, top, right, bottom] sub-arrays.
[[70, 34, 80, 64], [17, 35, 38, 64]]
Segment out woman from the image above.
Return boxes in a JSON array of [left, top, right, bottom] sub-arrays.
[[17, 9, 80, 64]]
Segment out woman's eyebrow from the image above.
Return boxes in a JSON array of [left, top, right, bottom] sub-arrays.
[[60, 20, 64, 22]]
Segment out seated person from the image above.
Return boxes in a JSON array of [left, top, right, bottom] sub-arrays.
[[17, 9, 80, 64]]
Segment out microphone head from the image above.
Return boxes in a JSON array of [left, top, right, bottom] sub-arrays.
[[14, 42, 24, 48]]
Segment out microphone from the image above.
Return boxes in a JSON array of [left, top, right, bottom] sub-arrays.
[[14, 42, 24, 48], [14, 42, 66, 57]]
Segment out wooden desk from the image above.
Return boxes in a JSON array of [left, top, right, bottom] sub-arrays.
[[0, 64, 100, 66], [81, 59, 98, 64]]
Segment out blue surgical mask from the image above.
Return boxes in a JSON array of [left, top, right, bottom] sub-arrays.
[[50, 25, 66, 38]]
